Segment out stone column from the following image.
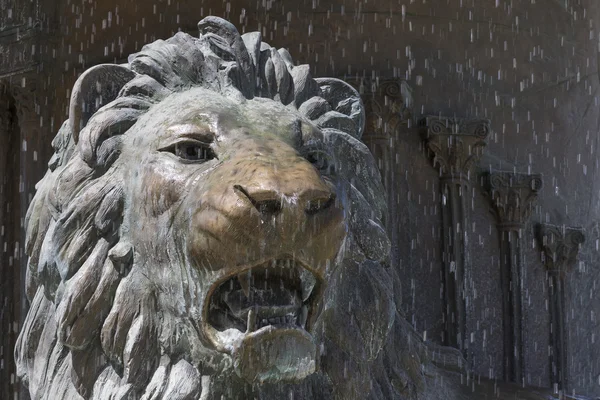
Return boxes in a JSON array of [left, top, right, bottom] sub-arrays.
[[483, 172, 543, 383], [535, 224, 584, 393], [346, 77, 412, 268], [421, 116, 490, 353]]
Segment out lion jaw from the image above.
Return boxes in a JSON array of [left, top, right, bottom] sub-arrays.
[[202, 258, 325, 383]]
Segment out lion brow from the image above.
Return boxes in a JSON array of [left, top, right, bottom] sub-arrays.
[[166, 123, 216, 141]]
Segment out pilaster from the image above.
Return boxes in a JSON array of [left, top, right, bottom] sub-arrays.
[[484, 171, 543, 383], [536, 224, 585, 393], [422, 116, 490, 353]]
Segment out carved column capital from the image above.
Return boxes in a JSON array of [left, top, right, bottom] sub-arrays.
[[421, 116, 490, 180], [483, 172, 543, 230], [418, 116, 489, 354], [536, 224, 585, 276], [345, 77, 412, 144]]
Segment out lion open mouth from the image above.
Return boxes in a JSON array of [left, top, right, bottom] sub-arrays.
[[204, 258, 323, 383], [207, 259, 319, 333]]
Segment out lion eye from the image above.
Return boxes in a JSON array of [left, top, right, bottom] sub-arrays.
[[169, 141, 216, 162], [306, 151, 332, 173]]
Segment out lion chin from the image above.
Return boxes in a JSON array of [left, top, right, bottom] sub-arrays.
[[14, 15, 449, 400]]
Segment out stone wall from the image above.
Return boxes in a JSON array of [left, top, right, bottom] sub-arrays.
[[1, 0, 600, 397], [0, 84, 22, 400]]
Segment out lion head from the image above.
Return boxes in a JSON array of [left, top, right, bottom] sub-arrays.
[[14, 16, 433, 400]]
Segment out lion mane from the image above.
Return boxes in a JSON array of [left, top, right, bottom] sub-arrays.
[[15, 16, 458, 400]]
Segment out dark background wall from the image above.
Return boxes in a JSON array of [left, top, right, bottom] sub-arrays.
[[1, 0, 600, 398]]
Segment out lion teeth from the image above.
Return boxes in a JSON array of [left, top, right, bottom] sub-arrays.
[[254, 314, 300, 330], [237, 271, 251, 298], [299, 269, 316, 301], [299, 305, 308, 328], [246, 308, 257, 332]]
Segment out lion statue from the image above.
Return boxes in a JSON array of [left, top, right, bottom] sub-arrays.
[[15, 15, 483, 400]]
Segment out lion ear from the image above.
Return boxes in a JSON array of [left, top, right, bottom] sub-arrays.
[[69, 64, 136, 144]]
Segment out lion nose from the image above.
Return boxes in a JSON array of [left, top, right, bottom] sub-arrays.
[[234, 185, 283, 215], [233, 184, 335, 216]]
